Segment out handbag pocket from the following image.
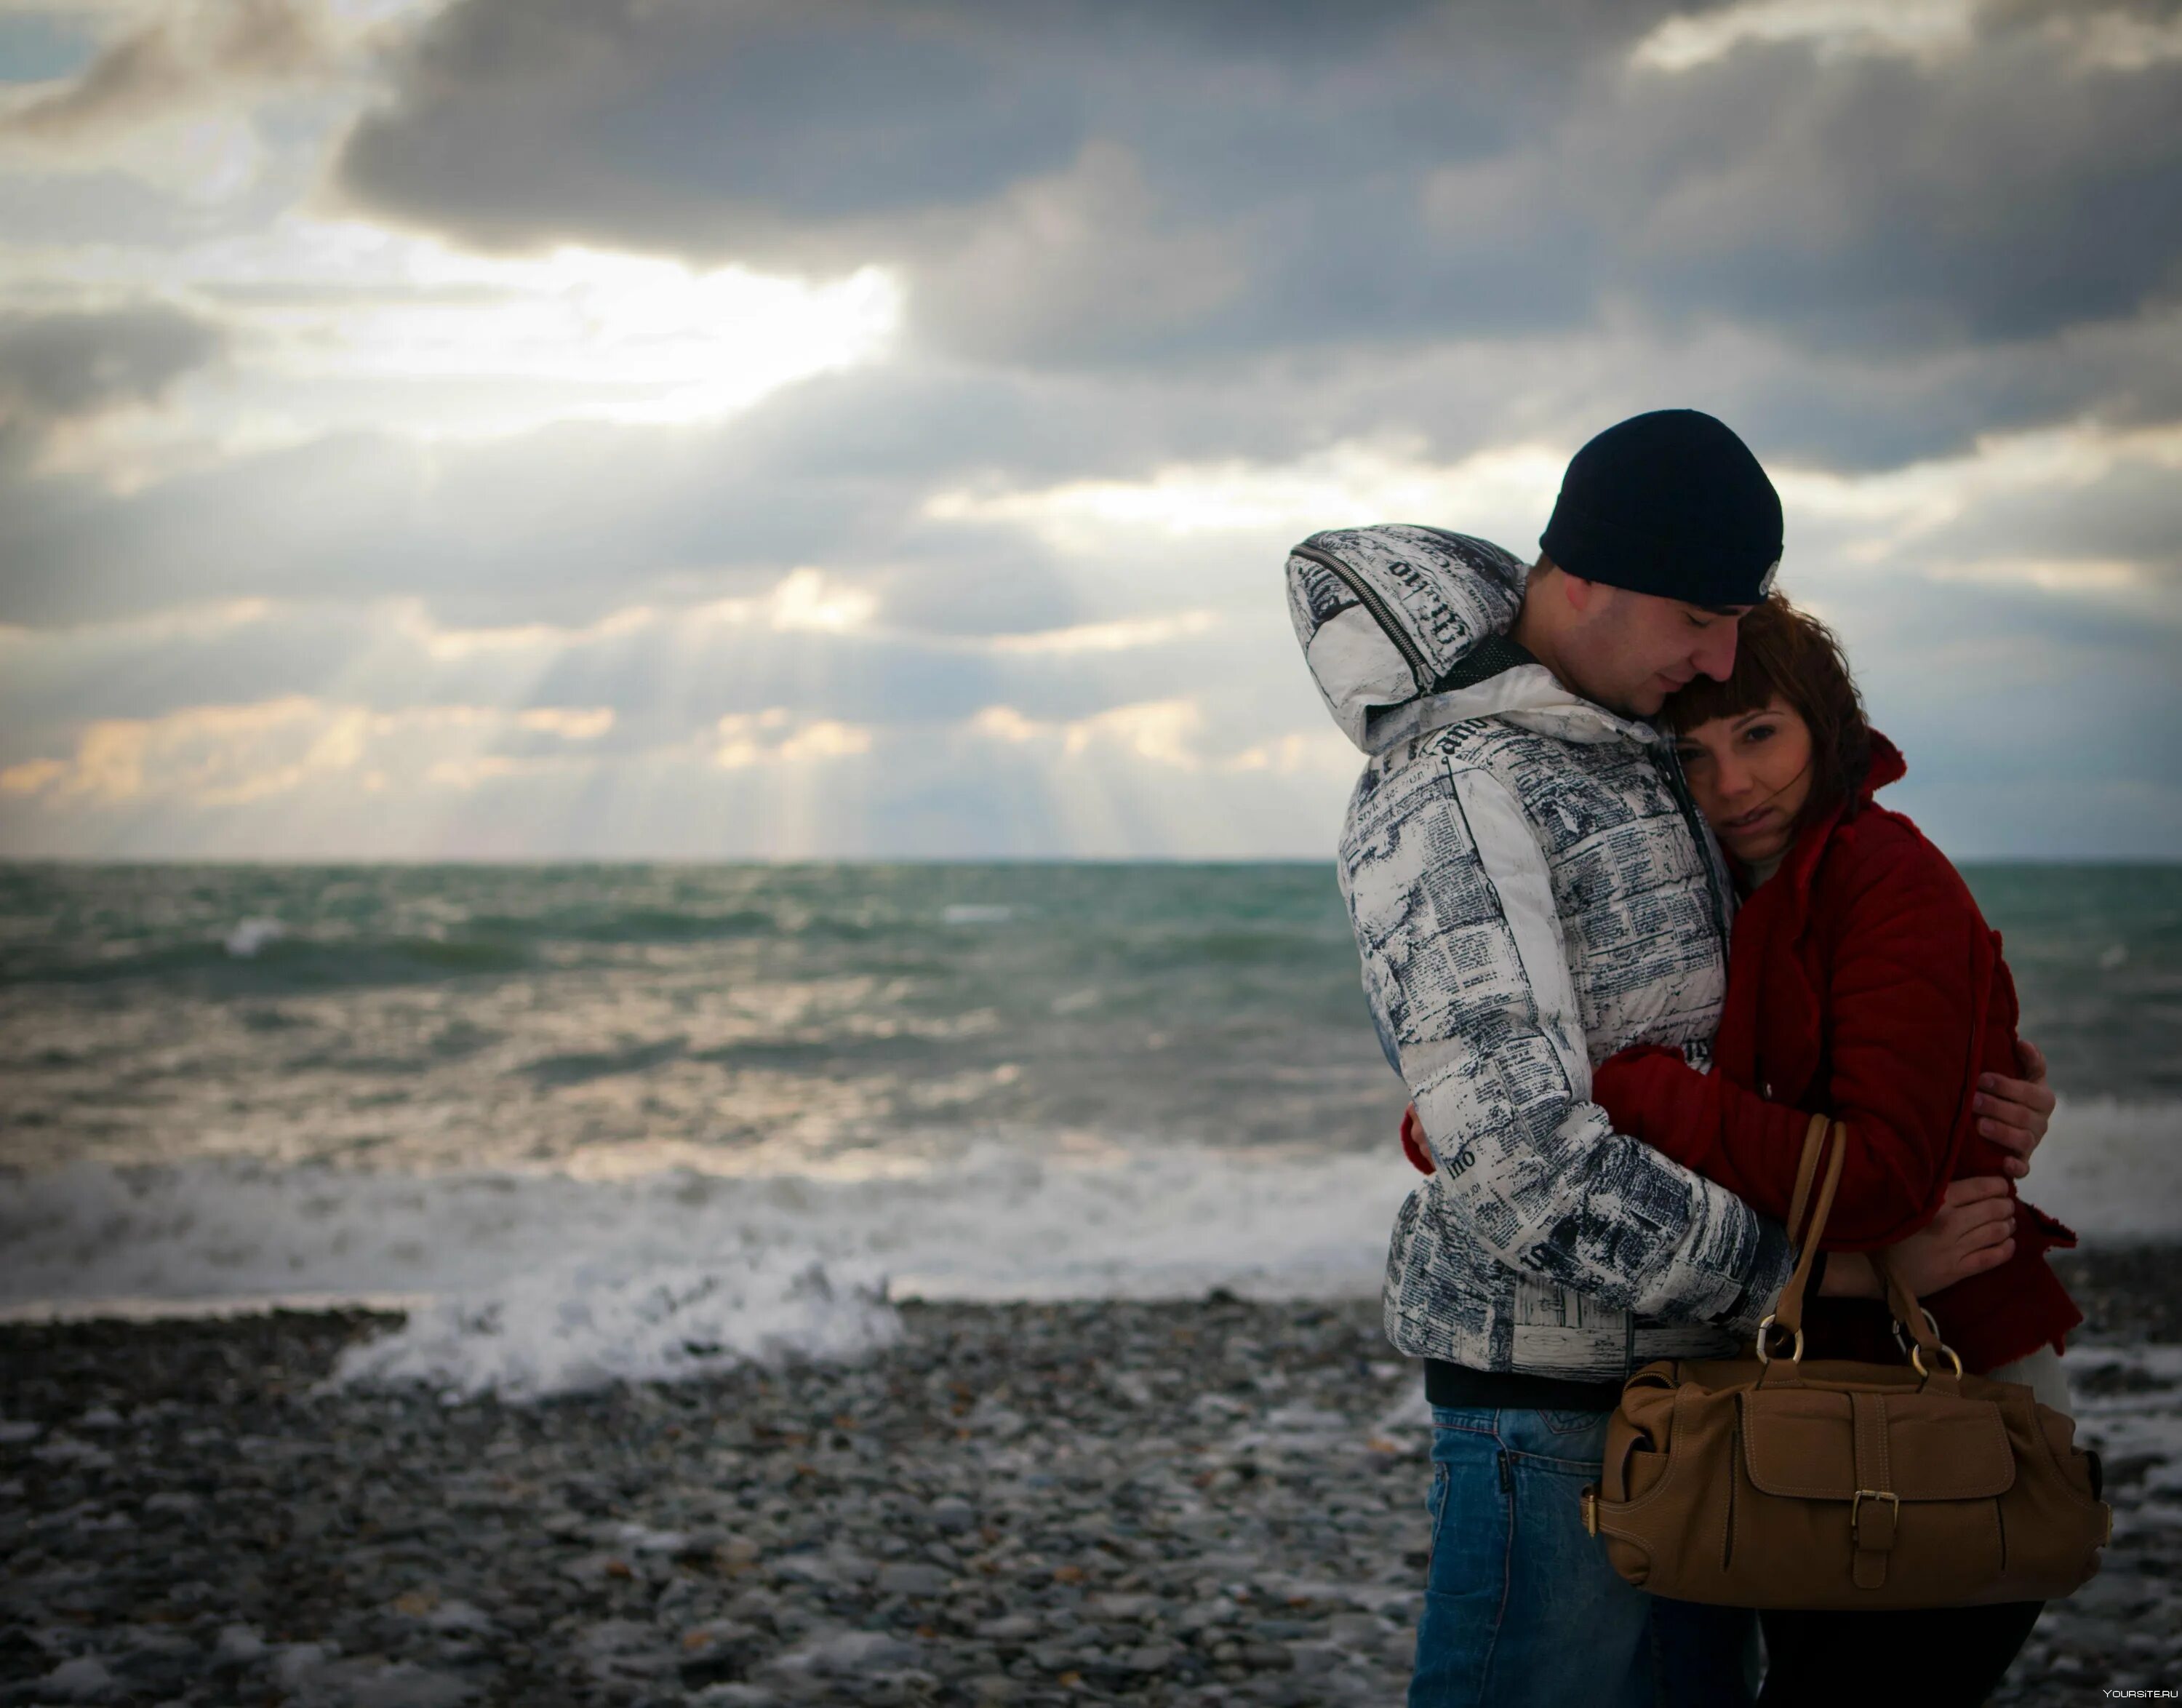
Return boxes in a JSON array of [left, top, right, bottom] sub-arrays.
[[1738, 1387, 2010, 1597]]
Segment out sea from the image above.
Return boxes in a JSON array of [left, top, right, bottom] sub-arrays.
[[1, 862, 2176, 1396]]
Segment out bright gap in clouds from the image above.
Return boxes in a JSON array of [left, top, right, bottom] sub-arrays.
[[925, 439, 1570, 554], [1628, 0, 2182, 74], [29, 219, 903, 449], [244, 236, 905, 431], [1629, 1, 1975, 73], [927, 420, 2181, 609]]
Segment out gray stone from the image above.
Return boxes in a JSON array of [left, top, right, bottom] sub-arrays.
[[875, 1562, 951, 1597], [2062, 1572, 2154, 1616], [321, 1661, 480, 1707], [775, 1629, 921, 1676], [33, 1656, 116, 1703], [210, 1624, 266, 1669], [679, 1618, 766, 1687], [930, 1497, 977, 1534]]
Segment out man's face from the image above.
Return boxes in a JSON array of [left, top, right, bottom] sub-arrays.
[[1562, 581, 1747, 718]]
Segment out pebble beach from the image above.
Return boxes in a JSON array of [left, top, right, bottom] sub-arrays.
[[5, 1250, 2181, 1708]]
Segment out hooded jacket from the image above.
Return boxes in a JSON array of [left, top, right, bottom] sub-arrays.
[[1288, 524, 1795, 1380], [1589, 733, 2083, 1373]]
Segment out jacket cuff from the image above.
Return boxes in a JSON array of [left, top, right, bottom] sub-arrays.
[[1714, 1214, 1797, 1337]]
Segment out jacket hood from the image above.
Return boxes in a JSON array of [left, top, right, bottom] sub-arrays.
[[1285, 524, 1655, 754], [1859, 730, 1908, 798]]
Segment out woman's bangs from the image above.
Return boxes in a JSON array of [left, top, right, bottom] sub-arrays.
[[1663, 653, 1781, 734]]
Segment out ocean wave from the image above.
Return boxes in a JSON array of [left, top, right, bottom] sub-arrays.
[[330, 1255, 900, 1402], [2, 1098, 2173, 1397], [0, 1139, 1413, 1317], [223, 917, 286, 959], [2021, 1096, 2182, 1242], [2, 930, 537, 989]]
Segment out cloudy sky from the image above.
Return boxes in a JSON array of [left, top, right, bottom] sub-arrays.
[[0, 0, 2176, 860]]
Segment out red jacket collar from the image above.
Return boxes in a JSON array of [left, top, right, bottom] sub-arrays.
[[1737, 730, 1905, 901]]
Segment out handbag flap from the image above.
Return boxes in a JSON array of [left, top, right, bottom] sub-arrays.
[[1739, 1388, 2017, 1502]]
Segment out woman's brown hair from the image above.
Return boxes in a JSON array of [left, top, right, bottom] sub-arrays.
[[1661, 594, 1875, 827]]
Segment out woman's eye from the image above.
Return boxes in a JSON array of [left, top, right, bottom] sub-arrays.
[[1743, 724, 1775, 743]]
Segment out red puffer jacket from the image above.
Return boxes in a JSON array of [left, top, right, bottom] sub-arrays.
[[1588, 732, 2081, 1373]]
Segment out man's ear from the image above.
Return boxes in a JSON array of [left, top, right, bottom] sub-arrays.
[[1561, 570, 1599, 614]]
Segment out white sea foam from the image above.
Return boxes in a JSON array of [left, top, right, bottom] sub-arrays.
[[221, 917, 286, 958], [2, 1097, 2171, 1397], [0, 1138, 1412, 1395], [329, 1255, 900, 1402], [2015, 1098, 2182, 1242], [0, 1139, 1410, 1314], [940, 903, 1015, 925]]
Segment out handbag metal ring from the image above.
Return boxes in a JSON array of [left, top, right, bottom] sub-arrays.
[[1910, 1339, 1965, 1378], [1754, 1314, 1805, 1365], [1890, 1305, 1945, 1357]]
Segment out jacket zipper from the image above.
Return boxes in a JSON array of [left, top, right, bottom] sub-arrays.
[[1661, 744, 1731, 958], [1292, 542, 1430, 692]]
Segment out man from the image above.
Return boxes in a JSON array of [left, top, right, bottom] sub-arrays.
[[1285, 410, 1795, 1705]]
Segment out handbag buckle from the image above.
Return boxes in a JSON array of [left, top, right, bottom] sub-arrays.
[[1851, 1488, 1900, 1544], [1581, 1486, 1599, 1536]]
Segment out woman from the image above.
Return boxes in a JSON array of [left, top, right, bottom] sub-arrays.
[[1400, 594, 2078, 1704], [1602, 595, 2079, 1703]]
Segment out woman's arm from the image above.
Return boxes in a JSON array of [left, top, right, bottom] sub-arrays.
[[1816, 1176, 2019, 1298], [1402, 1058, 2052, 1184]]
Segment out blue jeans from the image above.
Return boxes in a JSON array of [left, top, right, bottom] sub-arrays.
[[1410, 1405, 1759, 1708]]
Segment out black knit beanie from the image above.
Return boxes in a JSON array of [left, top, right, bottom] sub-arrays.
[[1539, 410, 1782, 607]]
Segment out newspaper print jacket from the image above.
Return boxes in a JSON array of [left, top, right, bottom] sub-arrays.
[[1287, 524, 1796, 1379]]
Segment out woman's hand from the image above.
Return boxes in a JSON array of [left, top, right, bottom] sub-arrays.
[[1974, 1038, 2055, 1181], [1882, 1175, 2018, 1297], [1399, 1103, 1434, 1175]]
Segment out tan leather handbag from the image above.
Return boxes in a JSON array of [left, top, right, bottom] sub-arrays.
[[1582, 1115, 2110, 1609]]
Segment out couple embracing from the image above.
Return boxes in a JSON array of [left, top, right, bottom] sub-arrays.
[[1286, 411, 2089, 1706]]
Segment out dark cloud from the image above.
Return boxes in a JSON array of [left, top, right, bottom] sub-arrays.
[[0, 0, 324, 143], [336, 0, 1542, 258], [1603, 28, 2182, 348], [0, 303, 225, 467], [331, 0, 1656, 360], [330, 0, 2182, 383]]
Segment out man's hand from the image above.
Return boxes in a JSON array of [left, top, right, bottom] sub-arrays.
[[1975, 1038, 2055, 1181], [1882, 1175, 2018, 1297], [1399, 1103, 1434, 1175]]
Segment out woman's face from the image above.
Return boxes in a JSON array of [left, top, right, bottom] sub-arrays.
[[1674, 695, 1815, 869]]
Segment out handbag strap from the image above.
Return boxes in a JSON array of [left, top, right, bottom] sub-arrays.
[[1869, 1246, 1964, 1387], [1772, 1117, 1966, 1387], [1783, 1112, 1831, 1248], [1770, 1117, 1846, 1338]]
